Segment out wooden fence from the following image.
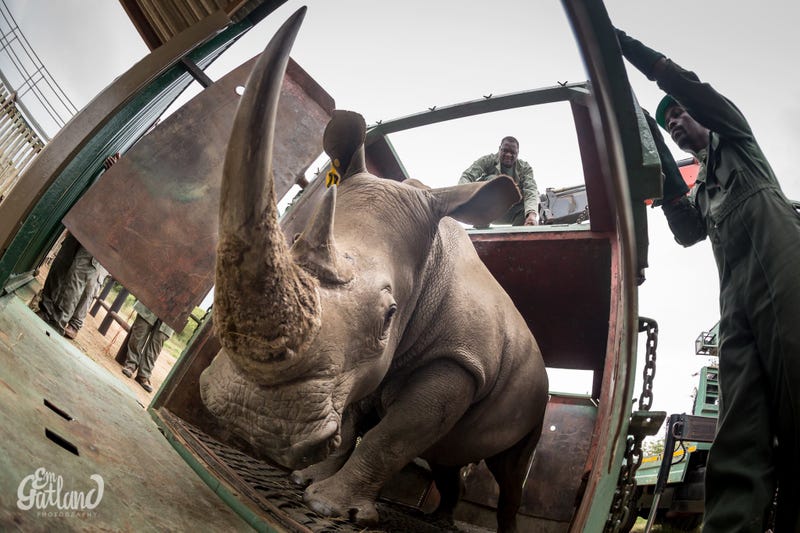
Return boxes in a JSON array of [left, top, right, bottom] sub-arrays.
[[0, 82, 45, 203]]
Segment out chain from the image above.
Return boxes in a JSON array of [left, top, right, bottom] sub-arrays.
[[604, 317, 659, 532], [576, 205, 590, 224], [638, 317, 658, 411], [605, 434, 644, 532]]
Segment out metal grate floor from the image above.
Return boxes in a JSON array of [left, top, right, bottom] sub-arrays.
[[159, 409, 492, 533]]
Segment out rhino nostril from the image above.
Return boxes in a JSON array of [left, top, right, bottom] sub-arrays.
[[329, 433, 342, 452]]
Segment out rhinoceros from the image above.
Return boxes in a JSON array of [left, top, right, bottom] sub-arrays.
[[199, 8, 548, 532]]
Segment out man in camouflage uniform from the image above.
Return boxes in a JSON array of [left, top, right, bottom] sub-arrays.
[[121, 300, 174, 393], [38, 233, 107, 339], [617, 29, 800, 532], [459, 136, 540, 226], [38, 153, 119, 339]]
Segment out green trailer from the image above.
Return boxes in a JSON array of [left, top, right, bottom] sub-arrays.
[[624, 325, 720, 532]]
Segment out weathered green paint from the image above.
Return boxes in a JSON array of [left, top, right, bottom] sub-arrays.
[[0, 293, 252, 531], [151, 413, 276, 533], [694, 366, 719, 420], [366, 83, 590, 138], [561, 0, 652, 529], [637, 450, 693, 485]]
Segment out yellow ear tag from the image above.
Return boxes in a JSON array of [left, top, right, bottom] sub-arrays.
[[326, 158, 341, 188]]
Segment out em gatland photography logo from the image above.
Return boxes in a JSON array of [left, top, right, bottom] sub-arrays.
[[17, 467, 104, 518]]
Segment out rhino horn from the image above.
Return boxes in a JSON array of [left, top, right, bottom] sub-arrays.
[[323, 110, 367, 181], [292, 186, 354, 284], [215, 7, 322, 376]]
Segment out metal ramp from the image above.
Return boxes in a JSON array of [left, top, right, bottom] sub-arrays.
[[0, 293, 251, 531]]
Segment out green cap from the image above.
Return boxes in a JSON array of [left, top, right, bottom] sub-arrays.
[[655, 94, 679, 130]]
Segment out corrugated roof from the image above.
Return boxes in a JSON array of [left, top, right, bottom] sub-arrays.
[[119, 0, 274, 50]]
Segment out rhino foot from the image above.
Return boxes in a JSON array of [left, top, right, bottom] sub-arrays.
[[290, 469, 313, 488], [303, 480, 379, 525], [291, 459, 339, 487]]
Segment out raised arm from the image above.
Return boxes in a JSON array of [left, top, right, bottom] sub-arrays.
[[616, 29, 753, 141], [642, 109, 706, 246]]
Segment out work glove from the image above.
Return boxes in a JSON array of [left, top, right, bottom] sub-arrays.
[[643, 108, 689, 205], [615, 29, 665, 80]]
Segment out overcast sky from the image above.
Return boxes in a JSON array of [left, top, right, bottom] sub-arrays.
[[5, 0, 799, 420]]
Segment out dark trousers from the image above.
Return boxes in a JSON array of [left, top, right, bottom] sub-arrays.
[[703, 190, 800, 532], [40, 234, 105, 332], [124, 315, 169, 380]]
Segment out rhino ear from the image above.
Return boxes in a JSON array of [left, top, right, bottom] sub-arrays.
[[402, 178, 431, 190], [292, 186, 354, 284], [323, 110, 367, 181], [429, 175, 521, 226]]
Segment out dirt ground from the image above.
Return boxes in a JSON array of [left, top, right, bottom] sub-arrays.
[[65, 306, 177, 408], [28, 262, 177, 409]]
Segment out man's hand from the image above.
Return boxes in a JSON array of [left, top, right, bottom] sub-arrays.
[[524, 212, 539, 226], [103, 153, 120, 170]]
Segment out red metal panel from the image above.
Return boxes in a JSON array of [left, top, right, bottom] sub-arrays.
[[461, 395, 597, 522], [470, 230, 611, 375], [64, 58, 333, 331]]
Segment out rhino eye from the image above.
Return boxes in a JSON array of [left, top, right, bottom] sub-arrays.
[[381, 304, 397, 336], [384, 304, 397, 325]]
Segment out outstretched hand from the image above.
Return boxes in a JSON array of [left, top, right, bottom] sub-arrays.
[[614, 28, 633, 50], [613, 27, 665, 81]]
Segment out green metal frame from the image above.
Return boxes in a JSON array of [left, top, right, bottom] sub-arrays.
[[560, 0, 664, 529], [694, 366, 720, 422], [0, 2, 287, 291]]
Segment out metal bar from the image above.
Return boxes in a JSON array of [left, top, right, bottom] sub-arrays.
[[365, 83, 589, 140], [559, 0, 650, 528], [673, 414, 716, 443], [98, 287, 129, 335], [90, 276, 115, 316], [180, 57, 214, 88], [644, 414, 681, 532], [0, 0, 77, 132], [91, 300, 131, 332]]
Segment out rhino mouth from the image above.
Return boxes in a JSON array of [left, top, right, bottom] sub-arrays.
[[200, 350, 341, 470]]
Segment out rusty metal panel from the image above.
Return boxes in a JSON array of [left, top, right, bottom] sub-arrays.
[[64, 57, 333, 331], [470, 231, 611, 376]]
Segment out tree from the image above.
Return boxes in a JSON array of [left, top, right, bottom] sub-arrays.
[[642, 437, 665, 457]]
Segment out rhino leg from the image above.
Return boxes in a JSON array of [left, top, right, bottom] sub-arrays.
[[303, 360, 477, 525], [485, 423, 544, 533], [430, 464, 464, 523], [291, 409, 359, 487]]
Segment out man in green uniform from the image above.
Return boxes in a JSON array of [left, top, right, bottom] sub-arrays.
[[459, 136, 540, 226], [121, 300, 174, 393], [38, 233, 108, 339], [617, 29, 800, 532]]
